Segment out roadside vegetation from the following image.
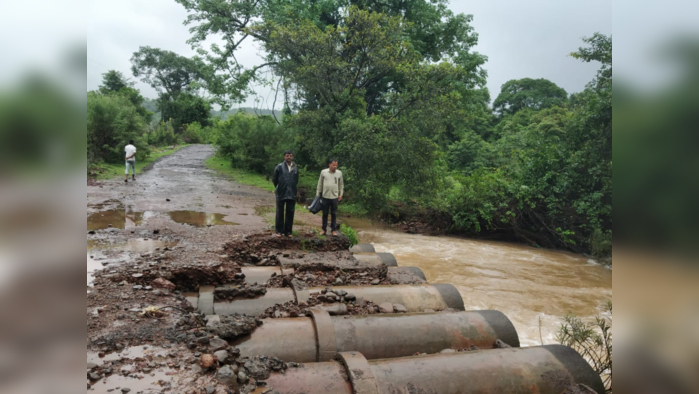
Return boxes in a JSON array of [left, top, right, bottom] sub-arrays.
[[176, 2, 612, 261], [85, 2, 612, 263]]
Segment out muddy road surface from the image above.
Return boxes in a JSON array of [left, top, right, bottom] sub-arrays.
[[86, 145, 321, 394]]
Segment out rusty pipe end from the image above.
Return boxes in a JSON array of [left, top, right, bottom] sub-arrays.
[[398, 266, 426, 280], [473, 310, 520, 348], [434, 284, 465, 311], [350, 243, 375, 253], [545, 344, 606, 393], [376, 252, 398, 267]]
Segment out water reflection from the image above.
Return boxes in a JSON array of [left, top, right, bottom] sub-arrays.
[[87, 209, 143, 230], [166, 211, 238, 227]]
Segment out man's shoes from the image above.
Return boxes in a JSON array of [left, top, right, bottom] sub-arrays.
[[274, 233, 282, 238], [320, 230, 326, 236], [125, 179, 128, 183], [331, 231, 338, 237], [132, 177, 136, 181], [287, 234, 293, 238]]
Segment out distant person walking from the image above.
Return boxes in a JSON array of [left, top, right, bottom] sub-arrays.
[[316, 159, 344, 236], [125, 139, 137, 182], [272, 150, 299, 238]]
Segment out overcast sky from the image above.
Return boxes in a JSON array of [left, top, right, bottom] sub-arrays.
[[87, 0, 612, 109]]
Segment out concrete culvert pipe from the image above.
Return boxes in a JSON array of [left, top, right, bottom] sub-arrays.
[[229, 310, 519, 362], [350, 243, 375, 253], [239, 265, 425, 285], [261, 346, 605, 394], [353, 253, 398, 267], [207, 284, 465, 316]]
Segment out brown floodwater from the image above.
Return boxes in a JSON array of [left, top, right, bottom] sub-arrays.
[[166, 211, 239, 227], [345, 218, 612, 347]]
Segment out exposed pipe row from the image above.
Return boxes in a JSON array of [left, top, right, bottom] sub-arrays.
[[197, 284, 465, 316], [260, 346, 605, 394], [239, 265, 425, 285], [228, 309, 520, 362]]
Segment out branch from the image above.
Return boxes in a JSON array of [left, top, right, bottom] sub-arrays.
[[272, 78, 282, 125]]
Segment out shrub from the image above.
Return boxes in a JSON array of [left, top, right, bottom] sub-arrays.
[[557, 301, 612, 392], [148, 120, 179, 147], [212, 114, 290, 174], [339, 224, 359, 246], [87, 92, 150, 163], [182, 122, 204, 143]]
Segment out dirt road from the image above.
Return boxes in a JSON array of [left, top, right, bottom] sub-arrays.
[[86, 145, 324, 393]]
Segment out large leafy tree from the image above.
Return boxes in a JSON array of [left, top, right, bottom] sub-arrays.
[[131, 47, 210, 100], [130, 47, 214, 129], [98, 70, 152, 123], [160, 92, 213, 131], [493, 78, 568, 116], [175, 0, 486, 107]]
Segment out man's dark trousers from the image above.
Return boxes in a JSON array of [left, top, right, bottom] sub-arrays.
[[321, 198, 338, 232], [276, 199, 296, 235]]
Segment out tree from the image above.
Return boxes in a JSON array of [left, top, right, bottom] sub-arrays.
[[98, 70, 153, 123], [87, 92, 150, 163], [493, 78, 568, 116], [159, 92, 212, 132], [98, 70, 131, 94], [175, 0, 487, 108], [131, 47, 210, 101]]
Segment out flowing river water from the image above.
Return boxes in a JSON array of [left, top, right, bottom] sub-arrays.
[[345, 218, 613, 347]]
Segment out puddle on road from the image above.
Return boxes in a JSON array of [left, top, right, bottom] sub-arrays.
[[88, 347, 169, 364], [87, 366, 179, 394], [88, 209, 238, 229], [166, 211, 239, 227], [87, 210, 144, 230], [88, 239, 179, 253], [125, 239, 179, 253], [87, 253, 102, 286]]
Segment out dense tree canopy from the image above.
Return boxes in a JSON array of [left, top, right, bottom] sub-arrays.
[[493, 78, 568, 116]]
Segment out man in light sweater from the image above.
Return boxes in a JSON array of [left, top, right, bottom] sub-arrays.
[[125, 139, 137, 182], [316, 159, 344, 236]]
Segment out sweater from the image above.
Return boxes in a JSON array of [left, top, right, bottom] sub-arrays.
[[316, 169, 344, 199]]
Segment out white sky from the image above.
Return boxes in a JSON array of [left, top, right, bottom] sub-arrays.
[[86, 0, 615, 109]]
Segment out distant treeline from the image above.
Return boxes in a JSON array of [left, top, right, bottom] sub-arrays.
[[142, 98, 282, 124]]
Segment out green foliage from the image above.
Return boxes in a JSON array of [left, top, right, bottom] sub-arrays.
[[446, 36, 612, 256], [211, 114, 290, 174], [159, 92, 212, 132], [99, 70, 130, 93], [447, 131, 493, 174], [99, 70, 153, 123], [493, 78, 568, 116], [148, 120, 179, 147], [182, 122, 204, 144], [131, 46, 210, 100], [340, 224, 359, 246], [172, 1, 612, 258], [557, 301, 612, 392], [87, 92, 150, 164]]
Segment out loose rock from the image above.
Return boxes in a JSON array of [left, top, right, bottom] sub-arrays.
[[378, 302, 394, 314]]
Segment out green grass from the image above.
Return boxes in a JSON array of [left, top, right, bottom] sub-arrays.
[[206, 155, 276, 192], [206, 155, 317, 193], [337, 202, 369, 217], [89, 146, 185, 180]]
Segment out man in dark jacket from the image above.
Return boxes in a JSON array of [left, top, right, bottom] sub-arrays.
[[272, 150, 299, 238]]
